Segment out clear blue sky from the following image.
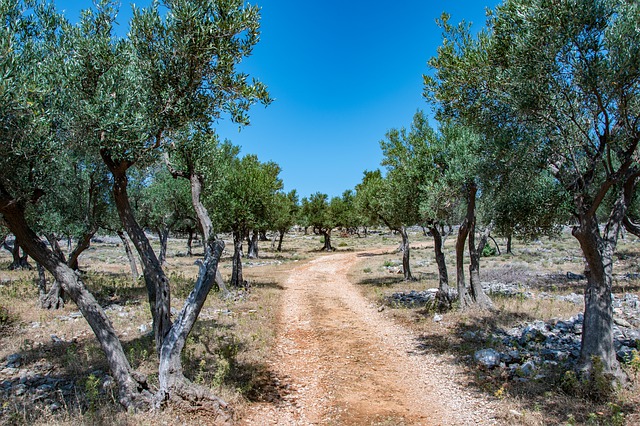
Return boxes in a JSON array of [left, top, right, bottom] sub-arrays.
[[57, 0, 499, 199]]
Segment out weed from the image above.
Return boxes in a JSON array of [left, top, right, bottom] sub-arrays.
[[0, 305, 12, 329], [363, 267, 372, 273], [560, 357, 614, 402], [84, 374, 101, 412]]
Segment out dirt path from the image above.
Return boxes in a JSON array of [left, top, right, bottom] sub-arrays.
[[240, 250, 498, 425]]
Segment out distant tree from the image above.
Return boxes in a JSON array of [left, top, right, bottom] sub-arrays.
[[138, 168, 195, 265], [331, 190, 361, 236], [301, 193, 338, 252], [484, 169, 571, 254], [269, 190, 299, 252], [211, 154, 282, 287], [355, 166, 418, 281]]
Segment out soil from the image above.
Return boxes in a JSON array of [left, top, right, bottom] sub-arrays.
[[240, 249, 499, 425]]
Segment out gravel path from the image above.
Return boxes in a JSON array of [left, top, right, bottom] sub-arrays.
[[240, 250, 499, 425]]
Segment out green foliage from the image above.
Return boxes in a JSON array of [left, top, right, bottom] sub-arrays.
[[481, 243, 496, 257], [138, 167, 196, 234], [300, 192, 335, 233], [210, 154, 283, 235], [560, 357, 615, 402], [269, 189, 299, 235], [0, 305, 12, 329], [84, 374, 102, 411]]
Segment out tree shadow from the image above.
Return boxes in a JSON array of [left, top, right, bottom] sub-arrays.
[[251, 280, 285, 291], [356, 251, 393, 258], [357, 276, 405, 287]]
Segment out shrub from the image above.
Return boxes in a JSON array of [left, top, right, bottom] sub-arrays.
[[482, 243, 497, 257]]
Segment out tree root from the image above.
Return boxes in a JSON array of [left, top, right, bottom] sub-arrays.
[[117, 371, 154, 412], [155, 375, 232, 424]]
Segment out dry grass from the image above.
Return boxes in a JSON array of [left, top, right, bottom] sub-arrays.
[[1, 228, 640, 425]]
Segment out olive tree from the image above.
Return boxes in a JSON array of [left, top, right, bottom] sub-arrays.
[[1, 0, 271, 414], [425, 0, 640, 378], [300, 192, 338, 252]]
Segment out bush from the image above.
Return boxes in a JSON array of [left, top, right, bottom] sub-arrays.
[[482, 243, 497, 257]]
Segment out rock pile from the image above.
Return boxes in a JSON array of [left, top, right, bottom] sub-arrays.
[[0, 354, 107, 414], [387, 289, 439, 308], [474, 294, 640, 380], [386, 277, 640, 381]]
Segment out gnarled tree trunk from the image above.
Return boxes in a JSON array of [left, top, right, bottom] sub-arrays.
[[399, 226, 413, 281], [506, 234, 513, 254], [321, 228, 333, 251], [103, 154, 171, 355], [231, 230, 245, 288], [468, 219, 493, 309], [247, 229, 259, 259], [156, 239, 229, 422], [186, 229, 194, 256], [429, 223, 451, 311], [455, 183, 477, 310], [276, 229, 285, 252], [157, 227, 169, 266], [8, 240, 32, 270]]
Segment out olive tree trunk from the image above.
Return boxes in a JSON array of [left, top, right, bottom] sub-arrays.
[[231, 230, 245, 288], [321, 228, 333, 251], [399, 226, 413, 281], [157, 227, 169, 266], [455, 182, 478, 310], [247, 229, 259, 259], [468, 219, 493, 309], [276, 229, 285, 252], [103, 154, 171, 356], [429, 223, 451, 310], [156, 239, 229, 421]]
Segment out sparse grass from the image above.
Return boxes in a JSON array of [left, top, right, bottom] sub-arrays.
[[1, 229, 639, 424]]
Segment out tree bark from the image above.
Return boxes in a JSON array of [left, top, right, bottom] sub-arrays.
[[42, 234, 66, 309], [468, 219, 493, 309], [103, 154, 171, 355], [623, 216, 640, 238], [573, 215, 620, 378], [399, 226, 413, 281], [506, 234, 513, 254], [118, 230, 140, 283], [186, 229, 194, 256], [247, 229, 259, 259], [8, 240, 32, 270], [155, 239, 230, 421], [36, 262, 47, 301], [276, 229, 285, 252], [67, 229, 96, 271], [231, 230, 245, 288], [321, 228, 333, 251], [429, 223, 451, 310], [157, 227, 169, 266], [0, 196, 152, 410], [455, 182, 477, 310]]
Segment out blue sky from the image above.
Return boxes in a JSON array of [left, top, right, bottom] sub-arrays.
[[57, 0, 499, 199]]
